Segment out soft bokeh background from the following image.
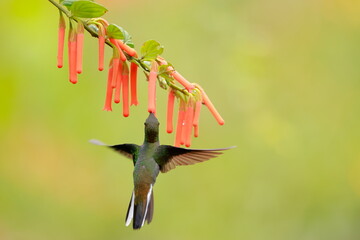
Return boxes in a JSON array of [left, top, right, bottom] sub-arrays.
[[1, 0, 360, 239]]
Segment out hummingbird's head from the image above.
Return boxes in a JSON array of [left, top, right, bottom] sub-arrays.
[[144, 113, 159, 143]]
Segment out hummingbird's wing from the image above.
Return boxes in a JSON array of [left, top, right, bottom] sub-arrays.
[[153, 145, 235, 173], [90, 139, 140, 165], [110, 144, 140, 165]]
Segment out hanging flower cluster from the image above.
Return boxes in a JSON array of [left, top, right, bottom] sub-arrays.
[[51, 0, 224, 147], [154, 57, 224, 147]]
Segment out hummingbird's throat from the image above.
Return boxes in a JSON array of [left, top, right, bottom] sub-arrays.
[[145, 129, 159, 143], [144, 114, 160, 143]]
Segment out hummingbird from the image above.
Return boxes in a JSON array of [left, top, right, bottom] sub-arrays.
[[91, 113, 234, 229]]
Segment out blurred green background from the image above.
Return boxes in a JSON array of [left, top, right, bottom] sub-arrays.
[[1, 0, 360, 239]]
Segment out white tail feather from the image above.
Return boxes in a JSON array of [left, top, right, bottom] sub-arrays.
[[141, 184, 153, 227], [125, 191, 135, 227]]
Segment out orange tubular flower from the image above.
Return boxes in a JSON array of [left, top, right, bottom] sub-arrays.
[[114, 61, 123, 104], [180, 105, 191, 146], [196, 85, 224, 125], [184, 103, 194, 147], [130, 62, 139, 106], [202, 94, 224, 125], [175, 100, 186, 147], [192, 100, 202, 138], [109, 38, 123, 88], [193, 100, 202, 127], [171, 71, 195, 91], [166, 90, 175, 133], [57, 14, 65, 68], [98, 25, 105, 71], [103, 65, 114, 111], [122, 63, 130, 117], [118, 46, 127, 62], [117, 40, 137, 57], [194, 124, 199, 138], [76, 22, 84, 74], [110, 39, 126, 62], [147, 62, 158, 113], [111, 58, 119, 88], [68, 25, 77, 84]]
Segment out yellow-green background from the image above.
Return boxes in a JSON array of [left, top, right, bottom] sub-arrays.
[[1, 0, 360, 239]]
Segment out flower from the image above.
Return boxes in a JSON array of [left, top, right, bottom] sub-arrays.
[[76, 22, 84, 74], [171, 71, 195, 91], [130, 62, 139, 106], [195, 84, 224, 125], [114, 60, 123, 104], [166, 90, 175, 133], [175, 100, 186, 147], [147, 61, 158, 113], [103, 63, 114, 111], [117, 40, 137, 57], [68, 22, 77, 84], [122, 63, 130, 117], [192, 100, 202, 137], [184, 100, 194, 147], [156, 56, 224, 146], [98, 25, 105, 71], [57, 13, 66, 68], [111, 57, 120, 88]]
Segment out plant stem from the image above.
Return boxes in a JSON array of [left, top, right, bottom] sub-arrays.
[[48, 0, 71, 17]]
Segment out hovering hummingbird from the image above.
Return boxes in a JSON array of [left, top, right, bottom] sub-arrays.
[[91, 113, 234, 229]]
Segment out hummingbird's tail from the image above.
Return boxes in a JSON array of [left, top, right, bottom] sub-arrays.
[[125, 184, 154, 229]]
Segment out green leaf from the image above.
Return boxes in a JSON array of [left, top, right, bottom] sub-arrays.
[[70, 1, 107, 18], [106, 24, 123, 39], [62, 0, 77, 8], [141, 40, 164, 61], [106, 24, 134, 48], [62, 0, 94, 8]]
